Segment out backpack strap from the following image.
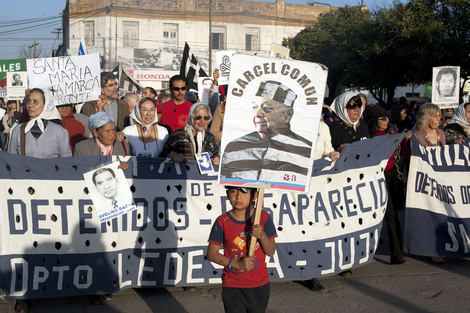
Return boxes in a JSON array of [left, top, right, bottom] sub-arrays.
[[20, 122, 27, 156]]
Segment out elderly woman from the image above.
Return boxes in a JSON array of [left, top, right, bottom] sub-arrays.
[[414, 102, 446, 147], [8, 88, 72, 158], [444, 102, 470, 144], [365, 105, 412, 265], [328, 91, 370, 152], [117, 97, 169, 157], [161, 102, 219, 164], [74, 112, 130, 158]]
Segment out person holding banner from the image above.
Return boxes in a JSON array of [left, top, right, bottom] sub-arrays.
[[8, 88, 72, 158], [74, 112, 130, 157], [444, 102, 470, 144], [160, 102, 219, 164], [207, 186, 277, 313], [365, 105, 412, 265], [328, 91, 370, 152], [81, 72, 129, 131], [117, 96, 169, 157]]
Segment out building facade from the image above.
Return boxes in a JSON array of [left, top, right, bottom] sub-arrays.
[[63, 0, 330, 89]]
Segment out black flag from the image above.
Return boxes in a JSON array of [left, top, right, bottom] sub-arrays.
[[180, 42, 208, 93]]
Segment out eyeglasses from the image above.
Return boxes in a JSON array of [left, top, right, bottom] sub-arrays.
[[252, 104, 274, 113], [171, 86, 187, 92], [378, 116, 389, 121], [104, 82, 118, 88], [346, 102, 362, 110], [194, 116, 210, 121]]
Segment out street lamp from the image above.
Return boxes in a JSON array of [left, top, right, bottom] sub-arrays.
[[307, 2, 332, 12]]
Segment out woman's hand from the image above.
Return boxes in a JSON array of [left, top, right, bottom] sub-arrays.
[[211, 156, 220, 166], [167, 151, 186, 163], [116, 132, 127, 142], [329, 151, 340, 162], [118, 162, 129, 170], [455, 138, 465, 144], [405, 130, 412, 140]]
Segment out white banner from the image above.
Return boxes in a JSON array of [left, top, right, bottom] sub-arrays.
[[215, 50, 236, 85], [0, 135, 402, 299], [26, 53, 101, 105]]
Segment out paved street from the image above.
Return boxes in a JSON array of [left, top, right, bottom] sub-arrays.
[[4, 246, 469, 313]]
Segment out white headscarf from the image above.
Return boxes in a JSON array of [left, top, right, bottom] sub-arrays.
[[130, 97, 159, 129], [184, 102, 212, 155], [447, 102, 470, 127], [331, 91, 364, 131], [24, 87, 61, 133]]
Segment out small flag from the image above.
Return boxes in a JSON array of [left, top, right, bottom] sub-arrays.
[[78, 36, 88, 55], [112, 63, 144, 94], [180, 42, 208, 93]]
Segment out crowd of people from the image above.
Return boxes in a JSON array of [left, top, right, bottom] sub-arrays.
[[1, 69, 470, 313]]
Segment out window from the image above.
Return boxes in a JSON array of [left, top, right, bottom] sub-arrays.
[[83, 21, 94, 46], [212, 26, 227, 50], [163, 23, 178, 52], [123, 21, 139, 47], [245, 28, 260, 51]]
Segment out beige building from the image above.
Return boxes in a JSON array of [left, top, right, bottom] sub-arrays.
[[63, 0, 331, 89]]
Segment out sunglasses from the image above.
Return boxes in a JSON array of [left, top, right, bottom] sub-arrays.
[[171, 86, 187, 91], [346, 102, 363, 110], [194, 116, 210, 121]]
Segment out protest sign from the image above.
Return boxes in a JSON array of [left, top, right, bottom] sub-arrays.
[[431, 66, 460, 108], [83, 161, 136, 223], [219, 54, 328, 192], [0, 134, 402, 299], [26, 53, 101, 105], [215, 50, 236, 86], [6, 71, 28, 100], [0, 58, 26, 88], [404, 137, 470, 258], [270, 43, 290, 59]]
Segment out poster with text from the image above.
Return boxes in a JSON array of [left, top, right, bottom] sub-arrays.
[[215, 50, 236, 85], [219, 54, 328, 192], [83, 161, 136, 223], [26, 53, 101, 106], [432, 66, 460, 108], [0, 58, 26, 88]]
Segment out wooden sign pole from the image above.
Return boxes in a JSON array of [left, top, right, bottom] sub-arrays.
[[248, 188, 265, 257]]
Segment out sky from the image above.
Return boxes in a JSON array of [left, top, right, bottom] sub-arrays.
[[0, 0, 397, 60]]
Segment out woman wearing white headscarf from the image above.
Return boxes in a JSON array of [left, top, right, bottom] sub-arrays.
[[160, 102, 219, 164], [117, 97, 169, 157], [8, 87, 72, 158], [328, 91, 371, 152], [444, 102, 470, 144]]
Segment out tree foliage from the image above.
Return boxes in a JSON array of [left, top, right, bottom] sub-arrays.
[[285, 0, 470, 104], [17, 43, 46, 59]]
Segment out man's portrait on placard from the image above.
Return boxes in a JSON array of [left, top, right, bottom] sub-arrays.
[[221, 80, 313, 185], [198, 76, 213, 105], [84, 162, 135, 222]]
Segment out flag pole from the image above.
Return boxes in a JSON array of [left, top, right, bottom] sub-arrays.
[[248, 188, 265, 257]]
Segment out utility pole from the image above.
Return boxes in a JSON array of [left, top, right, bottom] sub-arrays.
[[115, 1, 118, 66], [29, 41, 40, 58], [209, 0, 212, 74]]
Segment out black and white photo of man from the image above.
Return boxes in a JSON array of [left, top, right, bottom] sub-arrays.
[[221, 80, 312, 184], [84, 162, 136, 223], [93, 167, 119, 207], [12, 73, 23, 86]]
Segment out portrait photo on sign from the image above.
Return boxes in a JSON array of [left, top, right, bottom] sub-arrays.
[[197, 152, 214, 174], [198, 76, 214, 105], [432, 66, 460, 107], [6, 71, 28, 100], [219, 54, 328, 192], [83, 161, 136, 223]]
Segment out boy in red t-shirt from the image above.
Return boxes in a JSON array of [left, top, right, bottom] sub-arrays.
[[207, 186, 277, 313]]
